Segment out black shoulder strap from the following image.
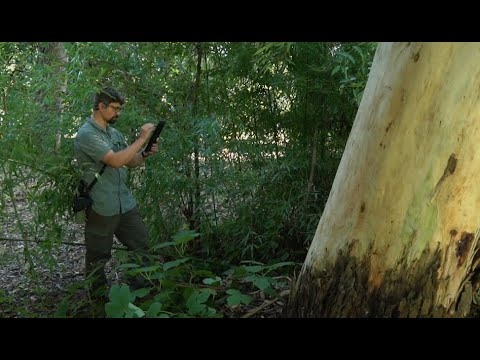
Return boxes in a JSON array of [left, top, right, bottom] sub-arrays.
[[87, 164, 107, 192]]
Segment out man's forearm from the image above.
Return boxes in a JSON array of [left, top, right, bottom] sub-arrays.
[[127, 152, 145, 168], [103, 137, 146, 168]]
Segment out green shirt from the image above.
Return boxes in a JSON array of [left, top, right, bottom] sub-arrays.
[[74, 117, 137, 216]]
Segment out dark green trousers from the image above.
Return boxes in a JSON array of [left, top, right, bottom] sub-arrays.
[[84, 206, 149, 293]]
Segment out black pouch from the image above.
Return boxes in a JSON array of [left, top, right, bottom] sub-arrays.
[[72, 180, 93, 213], [73, 195, 93, 213]]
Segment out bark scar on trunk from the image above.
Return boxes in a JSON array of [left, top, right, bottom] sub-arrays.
[[456, 232, 474, 267], [430, 153, 457, 201]]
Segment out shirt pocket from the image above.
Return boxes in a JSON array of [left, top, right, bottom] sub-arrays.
[[111, 140, 125, 152]]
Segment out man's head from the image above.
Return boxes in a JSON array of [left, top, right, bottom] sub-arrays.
[[94, 87, 125, 124]]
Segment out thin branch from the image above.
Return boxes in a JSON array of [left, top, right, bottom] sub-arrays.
[[0, 156, 60, 178]]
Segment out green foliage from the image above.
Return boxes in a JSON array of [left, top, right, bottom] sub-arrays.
[[185, 288, 218, 316], [225, 289, 252, 307], [100, 230, 297, 318], [333, 42, 377, 106], [105, 284, 146, 318], [0, 42, 375, 317], [0, 289, 17, 316], [54, 298, 69, 318]]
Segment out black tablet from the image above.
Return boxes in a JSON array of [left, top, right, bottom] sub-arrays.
[[144, 120, 166, 153]]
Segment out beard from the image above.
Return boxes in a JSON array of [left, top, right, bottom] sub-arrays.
[[107, 116, 118, 125]]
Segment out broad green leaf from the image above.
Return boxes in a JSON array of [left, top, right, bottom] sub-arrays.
[[245, 275, 271, 291], [163, 258, 189, 271], [244, 265, 263, 273], [197, 288, 216, 303], [136, 265, 162, 273], [127, 302, 145, 318], [54, 299, 69, 318], [105, 302, 126, 318], [186, 289, 216, 315], [117, 263, 140, 270], [338, 51, 355, 63], [172, 230, 200, 245], [109, 284, 131, 307], [226, 289, 252, 307], [194, 269, 216, 278], [186, 296, 206, 315], [132, 287, 150, 299], [146, 302, 163, 318], [152, 241, 176, 250], [202, 276, 221, 285]]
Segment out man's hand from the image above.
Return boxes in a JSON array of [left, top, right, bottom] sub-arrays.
[[142, 140, 159, 158], [139, 123, 156, 142]]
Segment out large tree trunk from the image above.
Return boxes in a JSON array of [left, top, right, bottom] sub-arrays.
[[286, 42, 480, 318]]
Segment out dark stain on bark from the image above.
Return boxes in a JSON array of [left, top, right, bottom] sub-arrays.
[[385, 121, 393, 133], [413, 51, 420, 62], [456, 232, 473, 267], [446, 154, 457, 175], [360, 202, 366, 213], [284, 243, 452, 318], [430, 154, 457, 200]]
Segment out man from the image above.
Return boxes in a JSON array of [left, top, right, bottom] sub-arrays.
[[74, 87, 158, 297]]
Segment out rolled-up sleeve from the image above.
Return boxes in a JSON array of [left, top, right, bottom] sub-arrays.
[[76, 130, 111, 162]]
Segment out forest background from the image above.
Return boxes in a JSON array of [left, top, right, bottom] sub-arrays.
[[0, 42, 376, 317]]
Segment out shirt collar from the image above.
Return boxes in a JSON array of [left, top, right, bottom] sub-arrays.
[[87, 116, 109, 133]]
